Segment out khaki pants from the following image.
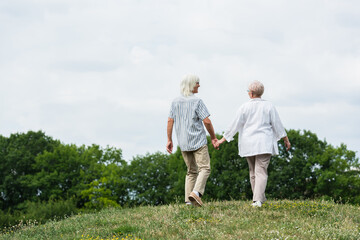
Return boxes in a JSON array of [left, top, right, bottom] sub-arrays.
[[181, 145, 211, 202], [246, 154, 271, 202]]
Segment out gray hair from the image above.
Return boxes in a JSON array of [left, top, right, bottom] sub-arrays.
[[180, 74, 200, 97], [249, 80, 264, 97]]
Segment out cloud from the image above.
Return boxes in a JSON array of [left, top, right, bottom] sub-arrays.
[[0, 0, 359, 160]]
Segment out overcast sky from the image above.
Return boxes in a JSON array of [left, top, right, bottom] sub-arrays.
[[1, 0, 359, 160]]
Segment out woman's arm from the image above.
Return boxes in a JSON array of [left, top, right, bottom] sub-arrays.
[[282, 136, 291, 151], [223, 108, 243, 142], [218, 136, 227, 145]]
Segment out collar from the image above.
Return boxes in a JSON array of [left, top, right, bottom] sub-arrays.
[[250, 98, 263, 101]]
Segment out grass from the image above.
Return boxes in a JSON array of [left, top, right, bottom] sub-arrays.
[[1, 199, 360, 239]]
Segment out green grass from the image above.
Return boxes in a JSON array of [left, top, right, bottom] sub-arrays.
[[1, 199, 360, 239]]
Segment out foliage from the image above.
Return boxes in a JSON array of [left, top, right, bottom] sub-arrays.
[[32, 144, 127, 208], [267, 129, 360, 204], [313, 143, 360, 203], [80, 162, 128, 209], [0, 209, 19, 230], [20, 198, 78, 224], [126, 152, 171, 205], [267, 129, 326, 200], [0, 129, 359, 230], [0, 198, 77, 230], [0, 131, 59, 209], [0, 132, 128, 228]]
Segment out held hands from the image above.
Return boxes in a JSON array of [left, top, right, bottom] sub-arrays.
[[211, 138, 220, 150], [212, 137, 226, 150], [168, 137, 227, 153]]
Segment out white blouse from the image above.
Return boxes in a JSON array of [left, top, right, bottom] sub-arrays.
[[223, 98, 287, 157]]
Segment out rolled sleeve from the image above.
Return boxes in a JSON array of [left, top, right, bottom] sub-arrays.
[[169, 102, 175, 119], [196, 99, 210, 120]]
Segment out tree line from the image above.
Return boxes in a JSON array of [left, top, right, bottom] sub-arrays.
[[1, 130, 359, 229]]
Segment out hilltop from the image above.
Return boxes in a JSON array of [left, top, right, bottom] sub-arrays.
[[1, 199, 359, 239]]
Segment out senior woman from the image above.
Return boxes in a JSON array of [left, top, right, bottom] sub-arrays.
[[218, 80, 291, 207]]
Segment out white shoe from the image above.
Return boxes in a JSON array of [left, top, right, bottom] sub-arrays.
[[251, 201, 262, 207]]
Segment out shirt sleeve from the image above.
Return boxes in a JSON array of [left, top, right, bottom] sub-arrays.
[[196, 99, 210, 120], [223, 107, 244, 142], [270, 105, 287, 141], [168, 101, 175, 119]]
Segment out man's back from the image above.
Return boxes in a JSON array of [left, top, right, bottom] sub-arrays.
[[169, 95, 210, 151]]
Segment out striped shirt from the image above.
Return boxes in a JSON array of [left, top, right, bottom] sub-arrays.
[[169, 95, 210, 151]]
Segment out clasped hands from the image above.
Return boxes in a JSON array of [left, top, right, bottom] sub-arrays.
[[211, 137, 226, 150]]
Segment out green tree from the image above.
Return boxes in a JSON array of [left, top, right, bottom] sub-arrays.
[[266, 130, 360, 204], [81, 159, 129, 209], [126, 152, 171, 205], [0, 131, 59, 210], [266, 129, 326, 199], [32, 144, 127, 207], [314, 143, 360, 203], [80, 176, 120, 210]]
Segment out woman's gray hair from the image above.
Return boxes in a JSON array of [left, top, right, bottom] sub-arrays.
[[180, 74, 200, 97], [249, 80, 264, 97]]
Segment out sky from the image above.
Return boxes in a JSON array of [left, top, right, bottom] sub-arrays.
[[0, 0, 359, 161]]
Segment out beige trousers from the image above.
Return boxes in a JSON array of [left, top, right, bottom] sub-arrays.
[[181, 145, 211, 202], [246, 154, 272, 202]]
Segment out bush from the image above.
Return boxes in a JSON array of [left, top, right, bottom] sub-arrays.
[[22, 198, 78, 223], [0, 198, 78, 230], [0, 209, 20, 230]]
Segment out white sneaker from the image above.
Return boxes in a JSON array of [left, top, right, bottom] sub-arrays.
[[251, 201, 262, 207]]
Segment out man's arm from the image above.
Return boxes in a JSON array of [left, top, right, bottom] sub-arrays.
[[166, 118, 174, 153], [203, 117, 219, 149]]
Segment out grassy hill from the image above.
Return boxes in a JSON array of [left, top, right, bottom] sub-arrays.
[[1, 199, 359, 240]]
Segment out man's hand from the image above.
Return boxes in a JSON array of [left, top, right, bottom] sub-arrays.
[[213, 137, 226, 150], [166, 140, 173, 154], [211, 138, 219, 150], [203, 117, 219, 150], [167, 118, 174, 154]]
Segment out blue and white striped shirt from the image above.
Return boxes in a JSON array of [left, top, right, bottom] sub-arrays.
[[169, 95, 210, 151]]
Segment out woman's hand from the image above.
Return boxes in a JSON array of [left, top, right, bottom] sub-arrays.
[[283, 136, 291, 151], [218, 137, 227, 146]]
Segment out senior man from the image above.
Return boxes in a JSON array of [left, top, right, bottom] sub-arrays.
[[166, 74, 218, 207]]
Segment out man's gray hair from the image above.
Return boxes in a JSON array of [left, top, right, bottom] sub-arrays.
[[249, 80, 264, 97], [180, 74, 200, 97]]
